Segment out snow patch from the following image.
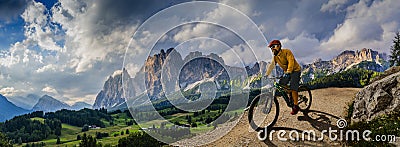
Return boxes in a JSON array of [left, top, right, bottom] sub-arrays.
[[112, 70, 123, 78]]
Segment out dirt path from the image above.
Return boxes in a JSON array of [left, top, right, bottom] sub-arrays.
[[174, 87, 361, 146]]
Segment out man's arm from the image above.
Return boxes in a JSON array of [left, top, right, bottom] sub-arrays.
[[265, 58, 275, 76]]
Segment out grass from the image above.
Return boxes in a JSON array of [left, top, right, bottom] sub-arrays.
[[345, 111, 400, 146], [345, 100, 355, 121], [19, 103, 245, 146], [190, 124, 214, 134], [30, 117, 45, 123], [18, 113, 142, 147]]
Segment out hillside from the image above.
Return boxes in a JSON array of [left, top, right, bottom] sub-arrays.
[[0, 94, 29, 122]]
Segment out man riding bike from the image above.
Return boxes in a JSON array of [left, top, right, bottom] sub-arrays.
[[265, 40, 301, 115]]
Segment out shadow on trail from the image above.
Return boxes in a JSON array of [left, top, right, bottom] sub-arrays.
[[298, 109, 341, 133], [261, 109, 343, 146]]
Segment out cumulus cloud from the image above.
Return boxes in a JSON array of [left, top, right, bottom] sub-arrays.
[[21, 1, 63, 52], [1, 0, 192, 103], [321, 0, 400, 55], [0, 87, 19, 97], [51, 0, 129, 72], [36, 64, 57, 73], [0, 0, 148, 103], [42, 86, 59, 94], [280, 32, 322, 63], [321, 0, 350, 13]]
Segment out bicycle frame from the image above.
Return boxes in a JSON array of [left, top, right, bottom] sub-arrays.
[[274, 82, 295, 107], [248, 76, 312, 132], [260, 76, 294, 108]]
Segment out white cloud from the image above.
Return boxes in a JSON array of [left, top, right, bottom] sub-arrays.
[[42, 86, 59, 95], [321, 0, 349, 13], [51, 0, 138, 73], [124, 63, 141, 78], [172, 0, 256, 43], [21, 1, 63, 52], [0, 0, 136, 102], [322, 0, 400, 55], [36, 64, 57, 73], [220, 39, 269, 67], [281, 32, 322, 63], [0, 87, 19, 97], [64, 94, 97, 106]]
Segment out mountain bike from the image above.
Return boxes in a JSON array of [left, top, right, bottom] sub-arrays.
[[247, 76, 312, 132]]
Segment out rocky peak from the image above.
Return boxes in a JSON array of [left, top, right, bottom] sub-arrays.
[[355, 48, 380, 62], [93, 68, 131, 109], [332, 48, 386, 68], [183, 51, 203, 62], [144, 48, 183, 100], [301, 48, 389, 82], [33, 95, 70, 112], [332, 50, 356, 69], [245, 62, 260, 76]]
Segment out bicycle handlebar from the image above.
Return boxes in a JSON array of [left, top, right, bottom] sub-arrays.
[[263, 76, 283, 79]]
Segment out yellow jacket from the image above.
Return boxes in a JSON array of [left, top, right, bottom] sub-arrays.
[[266, 49, 301, 75]]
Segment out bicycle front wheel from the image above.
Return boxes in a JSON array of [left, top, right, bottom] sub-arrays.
[[298, 85, 312, 111], [248, 93, 279, 132]]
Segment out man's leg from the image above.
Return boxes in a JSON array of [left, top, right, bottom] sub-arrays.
[[292, 90, 298, 105], [290, 71, 301, 115]]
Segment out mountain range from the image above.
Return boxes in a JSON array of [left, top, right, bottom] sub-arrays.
[[6, 94, 41, 110], [0, 94, 91, 122], [93, 48, 252, 110], [301, 48, 389, 82], [92, 48, 389, 110], [0, 47, 390, 118]]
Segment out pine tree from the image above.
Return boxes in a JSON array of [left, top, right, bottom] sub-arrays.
[[0, 132, 12, 147], [18, 137, 22, 145], [56, 136, 61, 144], [389, 31, 400, 66]]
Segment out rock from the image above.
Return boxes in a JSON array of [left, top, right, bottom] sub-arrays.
[[351, 71, 400, 123], [93, 68, 132, 109], [301, 49, 389, 83]]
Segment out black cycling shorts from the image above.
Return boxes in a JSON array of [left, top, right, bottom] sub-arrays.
[[279, 71, 300, 91]]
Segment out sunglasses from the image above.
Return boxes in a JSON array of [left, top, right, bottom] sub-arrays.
[[270, 44, 280, 49]]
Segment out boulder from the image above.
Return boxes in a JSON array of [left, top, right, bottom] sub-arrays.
[[351, 71, 400, 123]]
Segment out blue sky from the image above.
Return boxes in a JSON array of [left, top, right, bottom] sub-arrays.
[[0, 0, 399, 105]]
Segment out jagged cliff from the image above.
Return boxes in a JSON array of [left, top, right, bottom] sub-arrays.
[[302, 48, 389, 82], [94, 48, 390, 110], [93, 69, 132, 109]]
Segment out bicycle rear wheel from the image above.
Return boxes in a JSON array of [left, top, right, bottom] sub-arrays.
[[298, 85, 312, 111], [248, 93, 279, 131]]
